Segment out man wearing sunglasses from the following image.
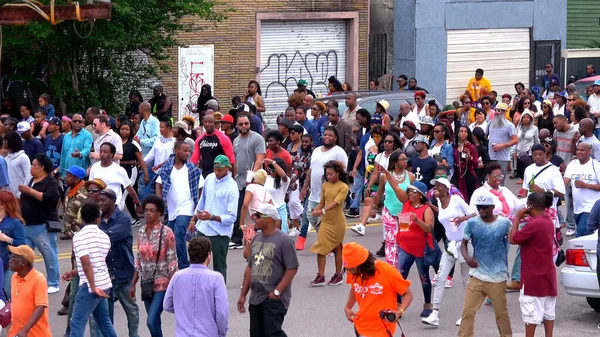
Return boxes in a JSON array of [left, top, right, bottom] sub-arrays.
[[238, 204, 299, 337], [59, 113, 93, 179], [459, 194, 513, 337], [541, 63, 560, 99]]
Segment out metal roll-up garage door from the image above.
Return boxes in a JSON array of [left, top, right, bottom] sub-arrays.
[[259, 20, 347, 126], [446, 28, 530, 104]]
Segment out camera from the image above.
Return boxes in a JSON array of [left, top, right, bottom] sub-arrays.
[[379, 309, 396, 322]]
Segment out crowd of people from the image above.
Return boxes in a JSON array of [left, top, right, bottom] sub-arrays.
[[0, 66, 599, 337]]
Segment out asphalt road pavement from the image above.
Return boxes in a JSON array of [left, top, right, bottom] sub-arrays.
[[25, 178, 600, 336]]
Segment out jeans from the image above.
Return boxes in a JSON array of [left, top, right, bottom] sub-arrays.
[[511, 247, 521, 282], [249, 298, 288, 337], [108, 280, 139, 337], [594, 128, 600, 140], [231, 188, 245, 245], [565, 185, 576, 230], [496, 161, 509, 186], [3, 269, 13, 300], [24, 224, 59, 288], [458, 277, 512, 337], [350, 170, 364, 210], [69, 283, 117, 337], [432, 249, 470, 310], [167, 215, 193, 269], [299, 198, 310, 238], [397, 246, 431, 303], [143, 290, 166, 337], [575, 212, 591, 238], [138, 170, 156, 202], [66, 274, 100, 337], [305, 200, 320, 231], [276, 204, 289, 234]]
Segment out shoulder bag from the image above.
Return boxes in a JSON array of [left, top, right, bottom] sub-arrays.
[[0, 289, 11, 328], [141, 225, 164, 301]]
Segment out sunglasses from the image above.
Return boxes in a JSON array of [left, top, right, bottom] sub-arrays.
[[496, 109, 506, 113], [464, 101, 472, 104], [433, 130, 442, 134], [383, 139, 394, 143], [72, 120, 84, 124], [88, 188, 100, 193], [476, 205, 491, 210], [491, 174, 504, 180], [250, 212, 268, 221], [434, 174, 447, 179], [482, 102, 490, 105]]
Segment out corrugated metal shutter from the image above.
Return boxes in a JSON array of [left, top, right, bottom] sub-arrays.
[[259, 20, 347, 126], [567, 0, 600, 49], [446, 28, 530, 104]]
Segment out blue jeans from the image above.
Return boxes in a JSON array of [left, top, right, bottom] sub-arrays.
[[565, 185, 576, 230], [397, 246, 431, 303], [594, 128, 600, 140], [138, 170, 156, 202], [511, 246, 521, 282], [3, 269, 13, 300], [24, 224, 59, 288], [66, 274, 100, 337], [300, 198, 310, 238], [108, 280, 139, 337], [144, 290, 166, 337], [350, 170, 364, 210], [575, 212, 591, 238], [276, 204, 289, 234], [69, 284, 117, 337], [167, 215, 192, 269]]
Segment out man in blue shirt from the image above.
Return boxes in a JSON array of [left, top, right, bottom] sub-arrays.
[[0, 155, 9, 189], [98, 189, 139, 337], [60, 113, 93, 177], [542, 63, 561, 98], [296, 106, 319, 147], [135, 102, 159, 201], [44, 117, 64, 174], [17, 121, 44, 162], [189, 155, 239, 283]]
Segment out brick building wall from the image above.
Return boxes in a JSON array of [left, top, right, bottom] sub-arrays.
[[158, 0, 370, 119]]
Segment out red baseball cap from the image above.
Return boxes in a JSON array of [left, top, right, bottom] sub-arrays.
[[221, 115, 234, 124]]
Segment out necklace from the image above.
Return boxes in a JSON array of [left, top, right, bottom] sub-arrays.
[[392, 170, 406, 182]]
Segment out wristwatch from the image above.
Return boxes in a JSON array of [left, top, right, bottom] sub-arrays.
[[274, 289, 281, 296]]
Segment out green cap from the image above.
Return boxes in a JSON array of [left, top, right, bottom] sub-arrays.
[[441, 104, 456, 115], [213, 155, 231, 168], [297, 79, 308, 87]]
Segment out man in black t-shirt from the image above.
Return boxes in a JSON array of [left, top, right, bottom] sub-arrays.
[[409, 135, 438, 190]]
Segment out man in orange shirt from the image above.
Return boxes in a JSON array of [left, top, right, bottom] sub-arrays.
[[8, 245, 51, 337], [343, 242, 413, 337]]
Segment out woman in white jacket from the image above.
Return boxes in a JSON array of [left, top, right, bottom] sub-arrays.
[[4, 131, 31, 198]]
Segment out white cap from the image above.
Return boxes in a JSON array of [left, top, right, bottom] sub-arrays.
[[16, 121, 31, 134], [473, 193, 496, 206], [252, 204, 280, 220], [430, 177, 451, 190]]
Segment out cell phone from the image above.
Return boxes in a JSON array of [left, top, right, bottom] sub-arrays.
[[525, 206, 533, 214]]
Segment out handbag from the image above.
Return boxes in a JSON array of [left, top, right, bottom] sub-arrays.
[[554, 235, 565, 267], [423, 231, 442, 267], [141, 225, 164, 301], [0, 289, 11, 328], [46, 220, 62, 233]]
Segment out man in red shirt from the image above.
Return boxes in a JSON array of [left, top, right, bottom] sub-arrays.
[[191, 114, 235, 178], [510, 191, 557, 337], [265, 130, 292, 175]]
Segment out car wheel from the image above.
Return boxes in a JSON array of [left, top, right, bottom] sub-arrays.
[[586, 297, 600, 312]]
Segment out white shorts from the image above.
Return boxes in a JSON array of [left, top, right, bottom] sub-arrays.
[[519, 287, 556, 325], [288, 188, 304, 220]]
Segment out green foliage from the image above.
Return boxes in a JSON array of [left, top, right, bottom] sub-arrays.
[[586, 41, 600, 49], [2, 0, 225, 114]]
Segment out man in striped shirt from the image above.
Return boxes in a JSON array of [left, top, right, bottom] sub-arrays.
[[69, 201, 117, 337]]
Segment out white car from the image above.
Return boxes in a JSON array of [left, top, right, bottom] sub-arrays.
[[561, 231, 600, 311]]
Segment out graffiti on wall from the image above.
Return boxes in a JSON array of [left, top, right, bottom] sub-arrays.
[[178, 45, 214, 121], [259, 49, 339, 98]]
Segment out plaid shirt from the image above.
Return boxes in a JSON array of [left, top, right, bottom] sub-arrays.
[[157, 155, 201, 206]]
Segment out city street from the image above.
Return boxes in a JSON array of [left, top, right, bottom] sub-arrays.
[[32, 181, 600, 336]]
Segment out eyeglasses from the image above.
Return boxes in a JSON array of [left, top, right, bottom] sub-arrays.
[[482, 102, 490, 105], [72, 120, 84, 124], [398, 157, 408, 162], [433, 130, 442, 133], [476, 205, 491, 210], [496, 109, 506, 113], [238, 122, 250, 126], [87, 188, 100, 193], [491, 174, 504, 180], [383, 139, 394, 143]]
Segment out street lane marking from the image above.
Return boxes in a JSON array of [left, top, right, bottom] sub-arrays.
[[36, 223, 383, 262]]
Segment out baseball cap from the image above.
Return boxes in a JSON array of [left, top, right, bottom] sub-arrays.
[[48, 116, 61, 126], [419, 116, 435, 126], [430, 177, 451, 189], [371, 114, 383, 125], [593, 80, 600, 87], [253, 203, 281, 220], [16, 121, 31, 134], [549, 79, 559, 86], [213, 155, 231, 168], [99, 189, 117, 201], [66, 165, 86, 179], [236, 103, 251, 113], [173, 121, 191, 135], [221, 115, 234, 124], [290, 124, 304, 134], [213, 111, 223, 121], [8, 245, 35, 264], [277, 118, 293, 129], [473, 193, 495, 206], [297, 79, 308, 87], [495, 102, 509, 111]]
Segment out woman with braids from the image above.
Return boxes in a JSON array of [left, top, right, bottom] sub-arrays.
[[309, 160, 349, 287], [343, 242, 413, 337], [264, 157, 290, 234]]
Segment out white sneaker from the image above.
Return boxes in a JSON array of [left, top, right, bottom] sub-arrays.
[[565, 229, 576, 237], [367, 213, 382, 223], [456, 317, 462, 326], [288, 228, 300, 237], [445, 277, 453, 288], [351, 223, 366, 236], [421, 310, 439, 327], [48, 286, 60, 294]]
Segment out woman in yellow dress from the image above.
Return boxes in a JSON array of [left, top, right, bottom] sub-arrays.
[[309, 160, 349, 287]]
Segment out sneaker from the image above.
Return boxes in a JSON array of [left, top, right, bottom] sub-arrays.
[[228, 242, 243, 250], [48, 286, 60, 294], [506, 280, 521, 291], [326, 252, 334, 258], [57, 305, 69, 316], [351, 223, 366, 236], [295, 236, 306, 250], [445, 277, 453, 288], [456, 317, 462, 326], [376, 242, 385, 257], [421, 310, 439, 327], [565, 228, 576, 237], [420, 309, 433, 318], [310, 274, 326, 287], [327, 273, 344, 286], [345, 209, 360, 218], [485, 297, 492, 306], [367, 213, 382, 223], [288, 228, 300, 237]]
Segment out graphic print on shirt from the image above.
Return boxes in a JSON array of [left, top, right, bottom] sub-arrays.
[[353, 282, 384, 298], [414, 167, 422, 181], [251, 241, 275, 283], [199, 139, 218, 150]]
